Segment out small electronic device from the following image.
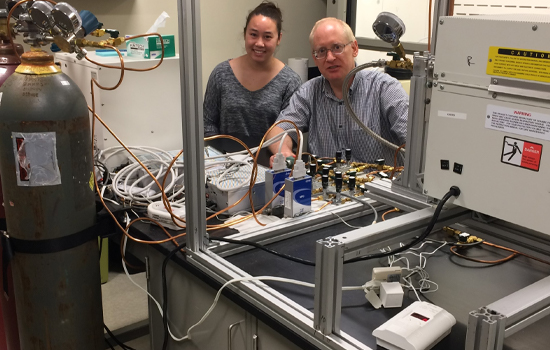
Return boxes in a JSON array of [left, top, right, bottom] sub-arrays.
[[364, 267, 403, 309], [372, 301, 455, 350], [147, 201, 185, 231]]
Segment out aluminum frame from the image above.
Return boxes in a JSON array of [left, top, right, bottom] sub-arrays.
[[178, 0, 206, 252], [174, 2, 550, 350], [466, 275, 550, 350]]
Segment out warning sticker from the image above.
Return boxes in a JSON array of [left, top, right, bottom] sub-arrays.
[[486, 104, 550, 141], [487, 47, 550, 83], [501, 136, 542, 171]]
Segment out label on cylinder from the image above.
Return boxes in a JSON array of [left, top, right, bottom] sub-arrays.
[[12, 132, 62, 186]]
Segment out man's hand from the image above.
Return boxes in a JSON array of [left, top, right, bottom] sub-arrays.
[[266, 125, 297, 168], [270, 150, 296, 168]]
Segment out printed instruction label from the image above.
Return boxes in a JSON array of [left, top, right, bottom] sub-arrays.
[[487, 47, 550, 83], [501, 136, 542, 171], [438, 110, 467, 120], [486, 105, 550, 141]]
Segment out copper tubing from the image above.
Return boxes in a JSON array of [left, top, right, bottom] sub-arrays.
[[382, 208, 399, 221], [390, 143, 406, 180], [450, 241, 550, 266], [85, 33, 165, 72]]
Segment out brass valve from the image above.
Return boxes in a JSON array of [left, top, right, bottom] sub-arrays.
[[77, 37, 126, 48]]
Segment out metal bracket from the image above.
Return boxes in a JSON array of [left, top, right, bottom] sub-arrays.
[[488, 76, 550, 101]]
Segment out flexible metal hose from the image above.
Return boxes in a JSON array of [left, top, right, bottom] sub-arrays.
[[342, 59, 406, 154]]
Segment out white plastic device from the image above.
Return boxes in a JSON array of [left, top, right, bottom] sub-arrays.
[[147, 201, 185, 231], [364, 267, 403, 309], [372, 301, 455, 350]]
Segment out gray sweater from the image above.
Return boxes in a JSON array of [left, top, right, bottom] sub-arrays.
[[203, 60, 302, 146]]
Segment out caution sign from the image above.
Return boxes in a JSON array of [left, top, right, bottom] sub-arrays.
[[501, 136, 542, 172], [487, 47, 550, 83]]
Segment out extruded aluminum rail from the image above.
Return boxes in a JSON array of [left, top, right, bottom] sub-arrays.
[[465, 275, 550, 350]]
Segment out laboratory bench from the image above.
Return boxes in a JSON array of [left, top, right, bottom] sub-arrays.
[[130, 211, 550, 350]]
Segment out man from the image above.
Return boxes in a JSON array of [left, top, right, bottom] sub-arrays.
[[266, 18, 408, 165]]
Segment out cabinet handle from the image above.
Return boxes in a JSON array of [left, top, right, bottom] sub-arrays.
[[252, 334, 258, 350], [228, 320, 243, 350]]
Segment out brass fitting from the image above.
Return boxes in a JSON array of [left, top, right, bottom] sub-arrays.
[[77, 37, 126, 48], [443, 226, 461, 236], [312, 188, 323, 195], [89, 29, 106, 37]]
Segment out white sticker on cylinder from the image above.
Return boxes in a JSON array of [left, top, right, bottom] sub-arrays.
[[12, 132, 62, 187], [60, 81, 70, 86], [0, 68, 6, 75]]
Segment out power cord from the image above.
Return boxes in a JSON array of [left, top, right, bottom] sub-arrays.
[[345, 186, 461, 263], [327, 191, 379, 223], [162, 241, 187, 350], [104, 323, 136, 350], [210, 237, 315, 266]]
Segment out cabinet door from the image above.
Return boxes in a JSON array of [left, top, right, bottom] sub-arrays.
[[146, 247, 247, 350], [256, 319, 303, 350]]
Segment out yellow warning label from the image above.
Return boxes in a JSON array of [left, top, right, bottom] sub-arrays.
[[487, 47, 550, 83], [89, 172, 95, 191]]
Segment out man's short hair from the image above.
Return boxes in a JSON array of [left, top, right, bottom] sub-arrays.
[[309, 17, 356, 48]]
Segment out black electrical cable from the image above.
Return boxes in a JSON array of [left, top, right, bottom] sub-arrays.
[[104, 323, 136, 350], [95, 160, 110, 185], [345, 186, 461, 264], [210, 237, 316, 266], [162, 241, 187, 350]]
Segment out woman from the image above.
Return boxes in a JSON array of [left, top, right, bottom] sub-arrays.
[[203, 1, 302, 151]]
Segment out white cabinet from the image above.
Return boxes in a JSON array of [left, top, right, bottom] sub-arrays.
[[146, 247, 301, 350], [55, 52, 183, 157]]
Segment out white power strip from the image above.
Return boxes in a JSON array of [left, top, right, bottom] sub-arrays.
[[147, 201, 186, 231]]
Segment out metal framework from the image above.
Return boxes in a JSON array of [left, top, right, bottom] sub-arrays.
[[178, 0, 206, 252], [174, 1, 550, 350], [466, 276, 550, 350]]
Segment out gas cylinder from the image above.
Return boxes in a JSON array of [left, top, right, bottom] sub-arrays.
[[0, 49, 103, 349], [0, 36, 24, 350]]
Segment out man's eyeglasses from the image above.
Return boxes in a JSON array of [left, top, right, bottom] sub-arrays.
[[313, 41, 353, 60]]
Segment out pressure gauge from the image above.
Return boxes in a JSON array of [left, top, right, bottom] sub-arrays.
[[372, 12, 406, 46], [29, 1, 54, 30], [51, 2, 81, 33], [6, 0, 26, 18]]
